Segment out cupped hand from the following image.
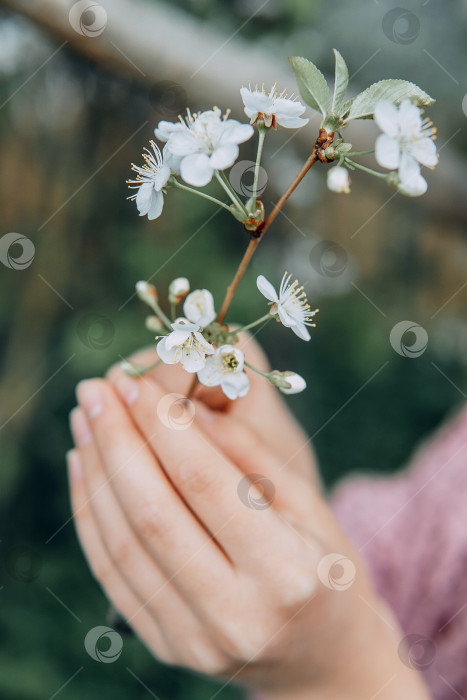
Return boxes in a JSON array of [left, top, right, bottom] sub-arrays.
[[68, 337, 430, 700]]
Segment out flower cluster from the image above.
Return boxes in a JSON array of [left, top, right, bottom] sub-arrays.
[[124, 50, 439, 402], [126, 274, 316, 400]]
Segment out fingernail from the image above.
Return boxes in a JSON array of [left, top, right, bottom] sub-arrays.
[[70, 407, 92, 446], [67, 450, 83, 483], [194, 400, 215, 423], [115, 374, 139, 406], [76, 380, 103, 419]]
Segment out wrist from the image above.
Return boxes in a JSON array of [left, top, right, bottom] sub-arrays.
[[257, 597, 431, 700]]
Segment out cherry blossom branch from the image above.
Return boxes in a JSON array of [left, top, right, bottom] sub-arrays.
[[216, 143, 319, 324]]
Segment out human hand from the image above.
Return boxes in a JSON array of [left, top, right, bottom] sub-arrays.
[[68, 344, 430, 699]]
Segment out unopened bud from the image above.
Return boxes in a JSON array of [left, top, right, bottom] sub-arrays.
[[145, 315, 165, 332], [136, 280, 158, 308], [268, 370, 307, 395], [168, 277, 190, 304]]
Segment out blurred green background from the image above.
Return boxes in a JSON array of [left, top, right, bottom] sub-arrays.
[[1, 0, 467, 698]]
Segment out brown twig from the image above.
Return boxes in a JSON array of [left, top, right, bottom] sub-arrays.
[[216, 139, 322, 324], [185, 131, 331, 400]]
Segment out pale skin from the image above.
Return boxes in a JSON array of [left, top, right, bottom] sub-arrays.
[[68, 333, 431, 699]]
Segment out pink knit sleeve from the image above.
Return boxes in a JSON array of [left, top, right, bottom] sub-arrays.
[[331, 405, 467, 700]]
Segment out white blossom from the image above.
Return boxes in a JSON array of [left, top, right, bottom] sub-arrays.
[[198, 345, 250, 400], [240, 84, 308, 129], [162, 108, 254, 187], [157, 318, 214, 373], [183, 289, 216, 328], [327, 166, 351, 194], [279, 372, 307, 395], [257, 273, 318, 341], [374, 99, 438, 197], [127, 141, 171, 220], [169, 277, 190, 304]]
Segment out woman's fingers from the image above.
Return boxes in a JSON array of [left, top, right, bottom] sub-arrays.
[[74, 379, 234, 608], [106, 367, 301, 573], [70, 408, 211, 641], [116, 338, 318, 484], [66, 448, 171, 663], [193, 401, 318, 522]]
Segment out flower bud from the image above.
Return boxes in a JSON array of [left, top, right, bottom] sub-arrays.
[[268, 370, 307, 394], [327, 166, 351, 194], [145, 315, 165, 332], [168, 277, 190, 304], [136, 280, 158, 308]]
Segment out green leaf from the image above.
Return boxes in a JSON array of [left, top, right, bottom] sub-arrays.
[[337, 97, 355, 118], [288, 56, 330, 117], [331, 49, 349, 111], [346, 79, 435, 121]]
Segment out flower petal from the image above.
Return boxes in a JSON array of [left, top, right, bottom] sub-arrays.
[[147, 189, 164, 220], [157, 337, 179, 364], [154, 120, 184, 142], [408, 137, 438, 168], [193, 332, 214, 354], [221, 120, 254, 144], [221, 371, 250, 400], [273, 98, 307, 118], [210, 143, 239, 170], [374, 101, 399, 138], [184, 289, 216, 327], [277, 303, 296, 328], [240, 88, 272, 114], [291, 323, 311, 341], [181, 347, 206, 373], [153, 163, 171, 191], [180, 153, 214, 186], [399, 152, 427, 196], [168, 131, 200, 156], [375, 134, 400, 170], [135, 182, 155, 216], [398, 99, 422, 133], [164, 329, 190, 350], [275, 115, 309, 128], [197, 356, 223, 387], [256, 275, 279, 303]]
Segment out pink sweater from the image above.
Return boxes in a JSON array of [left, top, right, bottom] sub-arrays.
[[332, 405, 467, 699], [253, 406, 467, 700]]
